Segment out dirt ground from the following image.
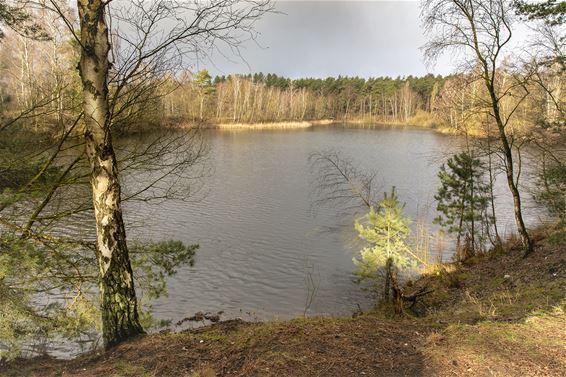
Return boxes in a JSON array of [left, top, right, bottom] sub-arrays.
[[1, 231, 564, 377]]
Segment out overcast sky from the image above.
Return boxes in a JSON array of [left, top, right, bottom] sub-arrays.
[[202, 1, 453, 79]]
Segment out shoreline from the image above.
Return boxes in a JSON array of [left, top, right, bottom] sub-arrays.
[[160, 117, 463, 135]]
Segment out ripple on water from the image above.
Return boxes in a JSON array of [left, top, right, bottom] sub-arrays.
[[45, 126, 545, 356]]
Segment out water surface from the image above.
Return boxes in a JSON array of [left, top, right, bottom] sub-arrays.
[[120, 125, 538, 325]]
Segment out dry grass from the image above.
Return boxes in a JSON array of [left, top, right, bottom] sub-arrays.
[[150, 116, 482, 136], [216, 121, 313, 130], [412, 232, 565, 324], [135, 114, 495, 137], [423, 313, 566, 377], [309, 119, 337, 125]]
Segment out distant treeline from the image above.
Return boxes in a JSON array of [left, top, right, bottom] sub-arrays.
[[0, 22, 561, 135], [162, 72, 447, 126]]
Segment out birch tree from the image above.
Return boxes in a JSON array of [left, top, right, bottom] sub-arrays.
[[42, 0, 273, 348], [422, 0, 534, 255]]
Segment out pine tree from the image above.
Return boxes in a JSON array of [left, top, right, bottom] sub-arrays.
[[193, 69, 215, 120], [514, 0, 566, 26], [353, 188, 414, 301], [434, 152, 493, 259]]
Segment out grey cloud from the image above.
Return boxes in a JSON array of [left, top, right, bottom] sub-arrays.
[[203, 1, 453, 78]]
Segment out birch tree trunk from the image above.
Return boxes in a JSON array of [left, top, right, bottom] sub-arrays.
[[77, 0, 144, 348]]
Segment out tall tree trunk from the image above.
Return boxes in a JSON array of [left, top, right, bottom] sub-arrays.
[[78, 0, 144, 348], [466, 14, 533, 255], [487, 83, 533, 255], [486, 128, 502, 247]]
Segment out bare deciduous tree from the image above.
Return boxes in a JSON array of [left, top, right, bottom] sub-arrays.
[[309, 150, 378, 214], [33, 0, 273, 348], [422, 0, 534, 255]]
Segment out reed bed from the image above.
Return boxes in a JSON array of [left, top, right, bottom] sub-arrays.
[[216, 121, 313, 129]]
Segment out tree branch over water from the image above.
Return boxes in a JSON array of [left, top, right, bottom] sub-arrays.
[[309, 150, 379, 215]]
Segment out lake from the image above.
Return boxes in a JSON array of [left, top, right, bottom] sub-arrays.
[[117, 125, 541, 327]]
